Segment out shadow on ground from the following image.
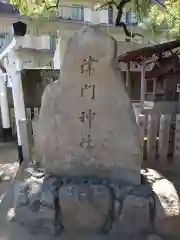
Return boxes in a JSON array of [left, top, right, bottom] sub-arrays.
[[142, 160, 180, 239]]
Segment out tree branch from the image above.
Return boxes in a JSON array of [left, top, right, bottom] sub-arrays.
[[135, 0, 140, 21], [95, 0, 117, 11], [115, 0, 132, 35], [154, 0, 165, 8], [45, 0, 61, 10], [97, 0, 144, 38], [117, 22, 143, 37]]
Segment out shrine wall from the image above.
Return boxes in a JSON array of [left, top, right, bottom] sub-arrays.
[[7, 69, 60, 108], [123, 71, 180, 103], [122, 71, 140, 101]]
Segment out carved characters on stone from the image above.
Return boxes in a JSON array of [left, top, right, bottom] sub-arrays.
[[79, 56, 97, 149], [80, 133, 93, 149], [80, 55, 98, 76], [80, 84, 96, 99], [79, 108, 96, 148], [79, 108, 96, 130]]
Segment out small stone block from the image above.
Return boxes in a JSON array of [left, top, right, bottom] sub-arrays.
[[59, 184, 112, 233], [119, 195, 150, 234]]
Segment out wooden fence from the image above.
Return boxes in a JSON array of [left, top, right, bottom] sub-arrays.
[[9, 107, 180, 163], [137, 112, 180, 163]]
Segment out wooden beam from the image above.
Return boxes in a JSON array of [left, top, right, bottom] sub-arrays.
[[125, 61, 131, 95]]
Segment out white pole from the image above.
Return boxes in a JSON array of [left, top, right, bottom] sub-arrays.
[[5, 38, 26, 163], [0, 73, 11, 141], [140, 63, 145, 113], [0, 23, 27, 162], [10, 70, 26, 163]]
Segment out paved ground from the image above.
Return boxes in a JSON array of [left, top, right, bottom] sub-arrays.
[[0, 142, 18, 203]]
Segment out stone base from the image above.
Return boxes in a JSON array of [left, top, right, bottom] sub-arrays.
[[0, 222, 164, 240], [0, 166, 180, 240]]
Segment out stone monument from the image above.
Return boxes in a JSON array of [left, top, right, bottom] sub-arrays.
[[0, 25, 180, 240], [35, 25, 141, 184]]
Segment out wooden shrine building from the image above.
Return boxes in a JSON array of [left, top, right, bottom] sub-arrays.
[[118, 40, 180, 113]]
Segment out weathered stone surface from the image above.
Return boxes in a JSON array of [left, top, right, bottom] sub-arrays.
[[114, 185, 133, 201], [14, 174, 57, 209], [59, 184, 112, 233], [14, 177, 43, 210], [13, 205, 54, 235], [34, 25, 141, 185], [119, 195, 150, 234], [28, 178, 43, 211], [146, 234, 163, 240], [40, 176, 56, 207], [13, 175, 55, 236], [14, 180, 29, 208]]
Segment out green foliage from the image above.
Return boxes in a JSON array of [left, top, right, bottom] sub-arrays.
[[96, 0, 180, 39], [135, 0, 180, 39], [9, 0, 58, 18], [9, 0, 180, 39], [108, 0, 180, 39]]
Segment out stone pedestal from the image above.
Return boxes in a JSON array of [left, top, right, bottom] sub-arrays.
[[0, 164, 179, 239]]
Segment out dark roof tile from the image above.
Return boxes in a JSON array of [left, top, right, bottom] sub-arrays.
[[0, 0, 20, 15]]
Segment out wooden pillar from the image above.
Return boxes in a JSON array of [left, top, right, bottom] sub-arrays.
[[0, 74, 12, 141], [177, 85, 180, 113], [126, 61, 131, 95], [26, 108, 31, 120], [137, 114, 146, 159], [147, 113, 159, 161], [140, 63, 145, 113], [174, 114, 180, 161], [137, 114, 145, 147], [158, 114, 171, 162], [153, 78, 156, 101]]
